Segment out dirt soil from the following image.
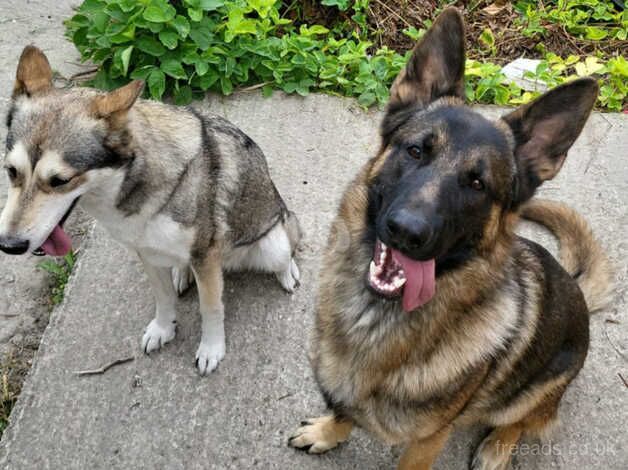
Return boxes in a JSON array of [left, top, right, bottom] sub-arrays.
[[296, 0, 627, 62]]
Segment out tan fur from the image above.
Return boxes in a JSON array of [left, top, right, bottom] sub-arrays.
[[193, 243, 224, 313], [398, 426, 452, 470], [288, 416, 353, 454], [13, 45, 52, 97], [472, 423, 523, 470], [91, 80, 144, 118], [521, 198, 614, 312]]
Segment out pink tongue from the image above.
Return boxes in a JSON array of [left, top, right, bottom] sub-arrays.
[[41, 225, 72, 256], [391, 249, 436, 312]]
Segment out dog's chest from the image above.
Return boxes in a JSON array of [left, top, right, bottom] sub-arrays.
[[82, 198, 195, 266]]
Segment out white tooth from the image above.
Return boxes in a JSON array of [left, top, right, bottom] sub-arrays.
[[369, 260, 376, 278], [394, 278, 406, 288]]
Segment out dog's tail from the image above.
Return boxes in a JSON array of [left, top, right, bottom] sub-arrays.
[[521, 199, 614, 313]]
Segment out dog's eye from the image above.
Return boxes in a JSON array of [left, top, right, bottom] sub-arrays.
[[6, 166, 17, 180], [50, 175, 71, 188], [407, 145, 422, 159], [471, 178, 485, 191]]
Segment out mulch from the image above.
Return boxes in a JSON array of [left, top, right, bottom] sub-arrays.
[[293, 0, 627, 63]]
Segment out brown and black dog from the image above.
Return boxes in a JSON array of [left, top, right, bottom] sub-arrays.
[[288, 7, 613, 470]]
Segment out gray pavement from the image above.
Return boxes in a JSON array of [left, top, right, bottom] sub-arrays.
[[0, 2, 626, 469], [0, 90, 626, 469]]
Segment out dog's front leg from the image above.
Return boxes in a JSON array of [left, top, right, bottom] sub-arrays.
[[138, 253, 178, 354], [191, 248, 225, 376]]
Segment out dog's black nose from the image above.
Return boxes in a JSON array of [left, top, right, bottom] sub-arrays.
[[386, 209, 433, 252], [0, 236, 29, 255]]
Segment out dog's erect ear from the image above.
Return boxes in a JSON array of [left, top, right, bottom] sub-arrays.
[[91, 80, 144, 120], [388, 7, 465, 109], [13, 46, 53, 98], [503, 77, 598, 206]]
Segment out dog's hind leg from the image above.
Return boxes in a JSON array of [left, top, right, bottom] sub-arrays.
[[192, 247, 225, 376], [261, 223, 300, 292], [138, 254, 177, 354], [229, 222, 301, 293], [171, 266, 195, 295]]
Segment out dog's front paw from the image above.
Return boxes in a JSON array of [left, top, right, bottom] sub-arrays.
[[142, 319, 176, 354], [288, 416, 351, 454], [470, 432, 513, 470], [195, 338, 225, 375]]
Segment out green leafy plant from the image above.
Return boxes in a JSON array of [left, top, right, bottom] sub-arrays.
[[65, 0, 402, 105], [37, 251, 76, 306], [515, 0, 628, 41], [65, 0, 626, 111]]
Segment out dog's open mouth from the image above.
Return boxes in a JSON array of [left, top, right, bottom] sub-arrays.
[[32, 198, 79, 257], [368, 239, 436, 312]]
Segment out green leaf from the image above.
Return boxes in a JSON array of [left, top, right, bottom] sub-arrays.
[[130, 65, 155, 80], [118, 0, 137, 13], [479, 28, 495, 49], [148, 69, 166, 99], [189, 26, 213, 50], [199, 0, 224, 11], [198, 70, 219, 90], [220, 76, 233, 95], [195, 60, 209, 76], [321, 0, 351, 11], [160, 59, 187, 79], [120, 45, 133, 76], [159, 30, 179, 50], [143, 4, 176, 23], [174, 84, 193, 105], [171, 15, 191, 39], [584, 27, 607, 41], [357, 91, 376, 107], [402, 27, 425, 41], [188, 8, 203, 22], [262, 84, 273, 97], [299, 24, 329, 36], [136, 36, 166, 56], [92, 11, 109, 33]]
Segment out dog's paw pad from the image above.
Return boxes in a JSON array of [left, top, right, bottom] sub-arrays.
[[195, 339, 225, 376], [172, 267, 194, 296], [288, 417, 348, 454], [142, 319, 176, 354]]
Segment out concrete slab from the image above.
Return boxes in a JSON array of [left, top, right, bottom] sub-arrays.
[[0, 90, 625, 469]]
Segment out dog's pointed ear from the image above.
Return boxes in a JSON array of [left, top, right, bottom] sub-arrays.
[[503, 77, 598, 206], [13, 45, 53, 98], [388, 7, 465, 109], [91, 80, 144, 120]]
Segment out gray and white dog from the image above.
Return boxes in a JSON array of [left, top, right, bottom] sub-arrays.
[[0, 46, 301, 375]]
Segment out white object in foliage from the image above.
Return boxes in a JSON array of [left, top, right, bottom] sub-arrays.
[[501, 58, 548, 92]]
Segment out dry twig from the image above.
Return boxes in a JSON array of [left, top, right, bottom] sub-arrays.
[[74, 356, 134, 376]]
